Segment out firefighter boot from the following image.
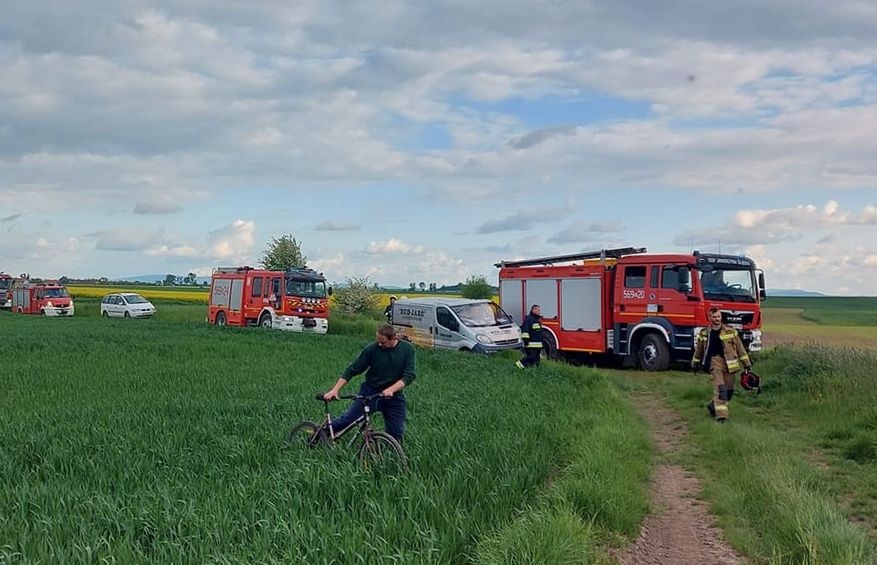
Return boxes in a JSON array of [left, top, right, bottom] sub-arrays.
[[707, 400, 716, 418]]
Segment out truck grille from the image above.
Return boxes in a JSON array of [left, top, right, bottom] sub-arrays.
[[495, 338, 520, 346], [722, 311, 754, 326]]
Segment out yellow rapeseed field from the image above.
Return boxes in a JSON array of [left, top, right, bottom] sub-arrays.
[[67, 286, 208, 303]]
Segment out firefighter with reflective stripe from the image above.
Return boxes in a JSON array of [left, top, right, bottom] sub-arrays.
[[516, 305, 543, 368], [691, 307, 752, 422]]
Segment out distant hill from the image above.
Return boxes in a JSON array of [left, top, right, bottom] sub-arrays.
[[120, 275, 211, 285], [767, 289, 826, 297]]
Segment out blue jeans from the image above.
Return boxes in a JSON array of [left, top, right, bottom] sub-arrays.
[[330, 382, 407, 442]]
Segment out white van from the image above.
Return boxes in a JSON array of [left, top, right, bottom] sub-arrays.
[[391, 297, 522, 353]]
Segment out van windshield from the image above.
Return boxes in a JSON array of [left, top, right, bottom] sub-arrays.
[[43, 288, 69, 298], [451, 302, 512, 327]]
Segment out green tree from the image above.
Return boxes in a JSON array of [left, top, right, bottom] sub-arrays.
[[460, 275, 494, 299], [260, 235, 307, 270], [183, 272, 197, 285], [333, 276, 380, 315], [163, 274, 177, 286]]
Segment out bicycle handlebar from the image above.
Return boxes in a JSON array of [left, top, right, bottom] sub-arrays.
[[315, 392, 385, 402]]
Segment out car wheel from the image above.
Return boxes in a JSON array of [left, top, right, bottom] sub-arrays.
[[124, 311, 130, 319], [102, 310, 109, 318]]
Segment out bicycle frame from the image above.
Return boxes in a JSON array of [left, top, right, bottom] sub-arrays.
[[314, 394, 381, 447]]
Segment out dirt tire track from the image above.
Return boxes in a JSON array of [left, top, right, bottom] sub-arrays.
[[619, 394, 744, 565]]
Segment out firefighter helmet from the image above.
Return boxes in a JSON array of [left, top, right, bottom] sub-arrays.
[[740, 369, 761, 393]]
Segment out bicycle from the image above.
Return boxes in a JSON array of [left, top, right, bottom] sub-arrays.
[[286, 393, 409, 472]]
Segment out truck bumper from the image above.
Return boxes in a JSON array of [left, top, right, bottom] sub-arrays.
[[44, 305, 74, 317], [275, 315, 328, 334]]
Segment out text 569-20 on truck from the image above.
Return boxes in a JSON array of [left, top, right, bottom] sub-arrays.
[[497, 247, 765, 371], [208, 266, 332, 333]]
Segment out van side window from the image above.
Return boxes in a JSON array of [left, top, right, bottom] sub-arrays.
[[252, 277, 263, 297], [624, 266, 646, 289], [437, 307, 456, 330]]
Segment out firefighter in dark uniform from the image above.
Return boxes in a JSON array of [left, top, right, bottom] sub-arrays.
[[516, 305, 543, 368], [691, 307, 752, 422], [384, 295, 397, 322]]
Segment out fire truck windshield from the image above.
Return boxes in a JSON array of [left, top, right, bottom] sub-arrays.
[[286, 278, 327, 298], [699, 269, 756, 303], [451, 302, 512, 327], [43, 288, 69, 298], [0, 279, 10, 290]]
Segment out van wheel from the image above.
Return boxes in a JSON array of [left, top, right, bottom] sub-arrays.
[[542, 334, 561, 361], [102, 310, 109, 318], [259, 312, 273, 329], [215, 311, 227, 326], [124, 311, 131, 319], [638, 333, 670, 371]]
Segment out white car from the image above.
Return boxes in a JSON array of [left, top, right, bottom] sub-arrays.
[[100, 293, 156, 318]]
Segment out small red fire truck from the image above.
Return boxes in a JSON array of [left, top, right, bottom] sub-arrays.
[[497, 247, 765, 371], [11, 280, 75, 316], [208, 266, 331, 333]]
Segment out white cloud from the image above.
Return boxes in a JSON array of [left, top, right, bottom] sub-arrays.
[[92, 227, 165, 251], [364, 238, 424, 255], [206, 219, 256, 261], [134, 195, 183, 215]]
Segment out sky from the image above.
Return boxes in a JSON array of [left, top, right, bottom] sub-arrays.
[[1, 1, 876, 295]]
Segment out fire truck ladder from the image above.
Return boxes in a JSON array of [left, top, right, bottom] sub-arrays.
[[494, 247, 647, 268]]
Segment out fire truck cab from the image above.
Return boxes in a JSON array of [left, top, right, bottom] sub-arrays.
[[0, 273, 13, 308], [208, 266, 331, 333], [497, 247, 765, 371], [11, 281, 75, 316]]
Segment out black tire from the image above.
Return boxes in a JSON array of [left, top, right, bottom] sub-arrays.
[[358, 430, 408, 472], [215, 311, 227, 326], [541, 334, 561, 361], [286, 421, 326, 449], [259, 312, 273, 329], [102, 310, 109, 318], [124, 311, 130, 319], [637, 332, 670, 371]]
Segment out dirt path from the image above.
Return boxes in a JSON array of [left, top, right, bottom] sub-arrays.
[[619, 394, 744, 565]]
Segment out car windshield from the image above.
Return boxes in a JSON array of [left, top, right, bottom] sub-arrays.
[[699, 269, 756, 303], [123, 294, 149, 304], [286, 278, 327, 298], [451, 302, 513, 327], [44, 288, 69, 298]]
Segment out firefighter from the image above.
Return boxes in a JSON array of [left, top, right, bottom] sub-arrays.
[[384, 295, 397, 322], [516, 305, 543, 368], [322, 324, 415, 442], [691, 307, 752, 422]]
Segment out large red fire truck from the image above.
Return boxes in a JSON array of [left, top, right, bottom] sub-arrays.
[[497, 247, 765, 371], [11, 280, 75, 316], [208, 266, 331, 333]]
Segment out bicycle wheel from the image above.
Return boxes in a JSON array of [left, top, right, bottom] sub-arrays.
[[286, 421, 326, 449], [357, 430, 408, 472]]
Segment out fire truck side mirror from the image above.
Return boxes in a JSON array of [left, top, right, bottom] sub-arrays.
[[678, 267, 691, 290], [327, 286, 333, 296]]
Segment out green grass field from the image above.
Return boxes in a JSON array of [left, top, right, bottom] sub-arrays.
[[764, 296, 877, 326], [0, 306, 650, 564], [762, 297, 877, 349]]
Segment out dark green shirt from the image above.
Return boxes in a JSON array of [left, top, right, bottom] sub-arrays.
[[342, 340, 416, 388]]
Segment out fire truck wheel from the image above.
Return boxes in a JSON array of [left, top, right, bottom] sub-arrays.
[[637, 333, 670, 371], [215, 311, 227, 326], [541, 335, 561, 361], [259, 312, 273, 329]]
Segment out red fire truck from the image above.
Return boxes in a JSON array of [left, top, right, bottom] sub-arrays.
[[11, 280, 75, 316], [497, 247, 765, 371], [208, 266, 331, 333]]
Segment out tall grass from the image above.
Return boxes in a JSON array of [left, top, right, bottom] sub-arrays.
[[0, 308, 649, 563], [636, 345, 877, 564]]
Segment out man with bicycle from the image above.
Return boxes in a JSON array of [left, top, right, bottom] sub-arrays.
[[322, 325, 416, 442]]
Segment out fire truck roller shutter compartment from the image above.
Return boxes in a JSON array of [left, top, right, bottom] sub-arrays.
[[560, 278, 601, 331], [525, 279, 558, 319], [211, 279, 232, 308], [230, 279, 244, 311], [500, 279, 524, 324]]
